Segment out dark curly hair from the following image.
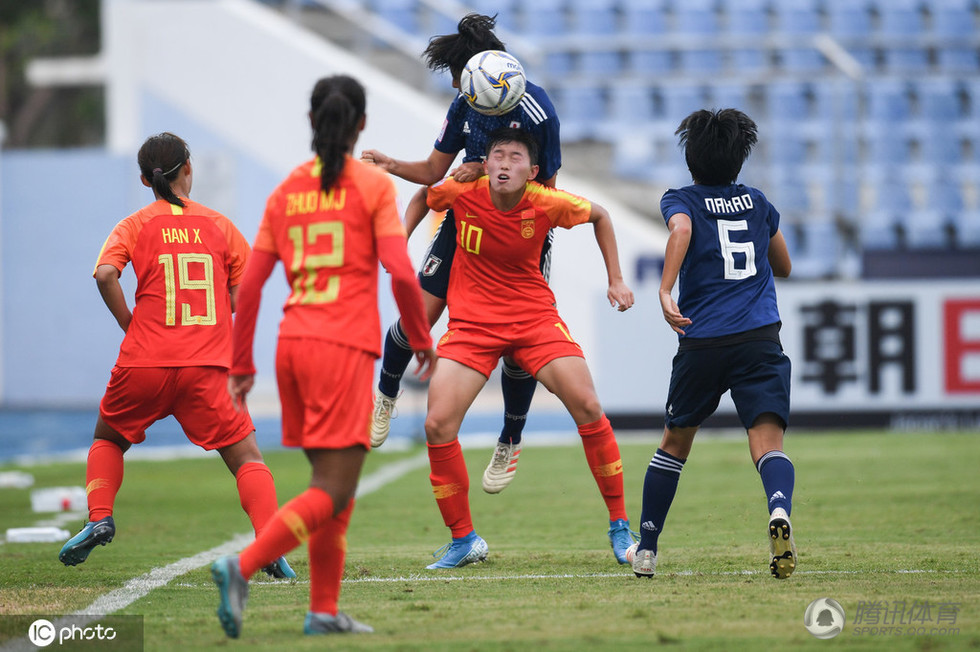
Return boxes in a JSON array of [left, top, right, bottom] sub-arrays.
[[422, 13, 506, 82]]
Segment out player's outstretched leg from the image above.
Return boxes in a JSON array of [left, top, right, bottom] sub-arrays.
[[371, 321, 414, 447], [481, 440, 522, 494], [426, 531, 489, 569], [59, 516, 115, 566], [768, 507, 796, 579], [212, 555, 249, 639], [625, 542, 658, 578], [370, 391, 399, 448], [304, 612, 374, 635]]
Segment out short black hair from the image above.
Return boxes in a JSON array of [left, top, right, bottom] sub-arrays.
[[423, 13, 505, 82], [676, 108, 758, 185], [485, 127, 539, 166]]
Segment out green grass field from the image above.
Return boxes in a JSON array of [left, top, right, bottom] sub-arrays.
[[1, 431, 978, 650]]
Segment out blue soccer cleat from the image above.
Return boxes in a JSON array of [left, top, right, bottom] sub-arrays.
[[59, 516, 115, 566], [608, 518, 638, 564], [304, 611, 374, 634], [212, 555, 249, 639], [262, 555, 296, 579], [425, 532, 488, 569]]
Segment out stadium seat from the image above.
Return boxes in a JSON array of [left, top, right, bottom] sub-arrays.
[[674, 0, 723, 73], [904, 210, 951, 249], [568, 0, 618, 34], [553, 85, 606, 140], [609, 84, 656, 125], [708, 81, 751, 112], [931, 0, 978, 71], [766, 80, 810, 128], [369, 0, 419, 33], [469, 0, 520, 31], [953, 210, 980, 247], [771, 0, 824, 72], [720, 0, 770, 73], [925, 175, 966, 214], [658, 84, 707, 124], [622, 0, 671, 75], [858, 210, 902, 250], [792, 220, 841, 279], [823, 0, 875, 67], [875, 0, 929, 71], [864, 79, 912, 124]]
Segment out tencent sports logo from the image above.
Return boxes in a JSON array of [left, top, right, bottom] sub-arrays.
[[804, 598, 846, 639]]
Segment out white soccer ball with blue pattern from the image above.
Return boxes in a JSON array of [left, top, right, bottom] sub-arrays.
[[459, 50, 526, 116]]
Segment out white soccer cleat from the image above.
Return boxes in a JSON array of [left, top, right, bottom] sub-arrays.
[[626, 542, 657, 578], [369, 391, 398, 448], [481, 441, 522, 493], [768, 507, 797, 579]]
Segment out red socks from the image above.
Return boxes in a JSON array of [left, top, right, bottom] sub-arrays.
[[578, 415, 628, 522], [85, 439, 125, 521], [428, 440, 473, 538], [239, 487, 334, 579], [235, 462, 279, 536], [308, 500, 354, 614]]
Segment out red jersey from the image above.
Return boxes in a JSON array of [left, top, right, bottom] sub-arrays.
[[95, 198, 250, 368], [427, 177, 591, 324], [252, 156, 407, 356]]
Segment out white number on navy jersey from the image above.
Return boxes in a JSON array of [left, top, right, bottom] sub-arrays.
[[717, 219, 756, 280]]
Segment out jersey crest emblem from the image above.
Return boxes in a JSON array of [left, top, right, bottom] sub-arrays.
[[520, 219, 535, 239], [422, 254, 442, 276]]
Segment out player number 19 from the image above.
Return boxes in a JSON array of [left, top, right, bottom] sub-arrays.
[[157, 253, 216, 326]]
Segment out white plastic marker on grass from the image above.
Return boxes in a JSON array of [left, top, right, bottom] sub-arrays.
[[0, 451, 431, 652]]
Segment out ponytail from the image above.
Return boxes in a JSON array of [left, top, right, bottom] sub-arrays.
[[309, 76, 366, 192], [137, 132, 189, 207]]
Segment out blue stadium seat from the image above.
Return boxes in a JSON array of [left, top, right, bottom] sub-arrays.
[[568, 0, 618, 34], [553, 85, 606, 140], [622, 0, 671, 75], [793, 220, 842, 279], [875, 0, 929, 71], [674, 0, 723, 72], [658, 84, 707, 124], [469, 0, 520, 31], [720, 0, 770, 73], [904, 210, 951, 249], [931, 0, 977, 72], [709, 82, 750, 112], [925, 176, 966, 214], [609, 84, 656, 125], [369, 0, 419, 33], [859, 210, 902, 250], [953, 210, 980, 247], [766, 80, 810, 125], [771, 0, 824, 72], [823, 0, 875, 68], [519, 0, 566, 35], [864, 79, 912, 124]]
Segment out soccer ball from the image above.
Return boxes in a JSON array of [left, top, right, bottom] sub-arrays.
[[459, 50, 526, 116]]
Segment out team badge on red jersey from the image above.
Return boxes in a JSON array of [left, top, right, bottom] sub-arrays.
[[520, 219, 535, 239], [422, 254, 442, 276]]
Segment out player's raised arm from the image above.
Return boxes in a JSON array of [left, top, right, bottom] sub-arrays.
[[587, 202, 634, 312], [360, 148, 457, 186]]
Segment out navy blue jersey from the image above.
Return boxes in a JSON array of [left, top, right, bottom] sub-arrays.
[[660, 183, 781, 339], [435, 81, 561, 182]]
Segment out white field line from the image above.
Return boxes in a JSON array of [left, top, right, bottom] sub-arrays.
[[163, 567, 967, 589], [0, 451, 430, 652]]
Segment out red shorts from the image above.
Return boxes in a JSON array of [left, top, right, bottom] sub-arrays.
[[100, 366, 254, 450], [276, 338, 374, 450], [437, 317, 584, 378]]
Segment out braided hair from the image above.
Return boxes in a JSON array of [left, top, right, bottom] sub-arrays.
[[310, 75, 366, 192], [137, 132, 189, 207]]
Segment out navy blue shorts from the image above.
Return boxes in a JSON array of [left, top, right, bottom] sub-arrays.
[[664, 339, 791, 431], [417, 209, 554, 300]]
